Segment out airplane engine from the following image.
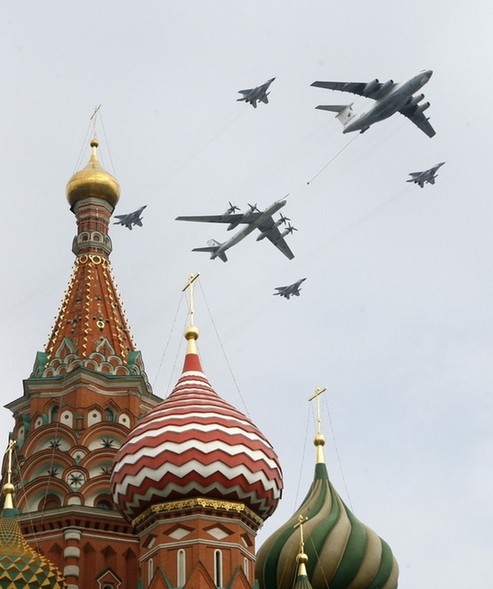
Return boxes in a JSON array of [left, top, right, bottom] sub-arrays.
[[363, 78, 379, 95], [227, 219, 242, 231], [415, 102, 430, 114], [408, 93, 424, 107], [377, 79, 394, 96]]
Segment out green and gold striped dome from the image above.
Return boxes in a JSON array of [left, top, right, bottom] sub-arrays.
[[255, 434, 399, 589], [0, 473, 67, 588]]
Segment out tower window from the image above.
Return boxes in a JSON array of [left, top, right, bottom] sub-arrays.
[[50, 405, 59, 423], [177, 549, 186, 587], [39, 493, 61, 511], [214, 550, 223, 588], [148, 558, 154, 584], [105, 408, 116, 422]]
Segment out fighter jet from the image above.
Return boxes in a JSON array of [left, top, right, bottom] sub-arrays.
[[113, 206, 147, 230], [407, 162, 445, 188], [175, 198, 295, 262], [237, 77, 276, 108], [274, 278, 306, 300], [311, 70, 436, 137]]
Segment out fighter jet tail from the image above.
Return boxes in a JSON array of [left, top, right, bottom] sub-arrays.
[[192, 239, 228, 262], [316, 104, 356, 127]]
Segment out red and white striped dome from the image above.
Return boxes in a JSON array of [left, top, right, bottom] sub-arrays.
[[111, 328, 283, 522]]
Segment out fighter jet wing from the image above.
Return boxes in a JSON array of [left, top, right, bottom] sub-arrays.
[[257, 220, 295, 260], [311, 80, 392, 99], [398, 105, 436, 138], [175, 212, 261, 224]]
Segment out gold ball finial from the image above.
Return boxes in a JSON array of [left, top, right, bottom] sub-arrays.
[[314, 432, 326, 447], [66, 138, 120, 209], [184, 325, 200, 341]]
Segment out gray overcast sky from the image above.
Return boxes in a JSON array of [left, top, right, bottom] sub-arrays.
[[1, 2, 492, 586]]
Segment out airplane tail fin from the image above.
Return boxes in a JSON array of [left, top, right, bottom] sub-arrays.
[[192, 239, 228, 262], [316, 103, 356, 127]]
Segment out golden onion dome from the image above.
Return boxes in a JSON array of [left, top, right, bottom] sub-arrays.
[[66, 139, 120, 209]]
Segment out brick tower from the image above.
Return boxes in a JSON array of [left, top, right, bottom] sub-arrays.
[[6, 139, 161, 589]]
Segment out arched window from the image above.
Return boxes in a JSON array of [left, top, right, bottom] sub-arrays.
[[105, 408, 115, 422], [177, 549, 186, 587], [243, 557, 249, 581], [39, 493, 61, 511], [214, 550, 223, 588], [96, 498, 113, 510], [148, 558, 154, 584], [50, 405, 59, 423]]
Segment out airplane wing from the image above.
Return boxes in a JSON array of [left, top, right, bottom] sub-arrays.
[[398, 105, 436, 138], [257, 220, 295, 260], [176, 212, 260, 224], [114, 214, 129, 221], [311, 80, 394, 99], [238, 89, 252, 95]]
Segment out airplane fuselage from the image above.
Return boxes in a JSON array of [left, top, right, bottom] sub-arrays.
[[344, 70, 433, 133], [211, 199, 287, 259]]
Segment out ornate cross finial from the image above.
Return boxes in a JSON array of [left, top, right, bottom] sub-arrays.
[[294, 514, 309, 552], [2, 439, 17, 510], [5, 439, 16, 487], [90, 104, 101, 138], [308, 386, 327, 435], [182, 273, 200, 327]]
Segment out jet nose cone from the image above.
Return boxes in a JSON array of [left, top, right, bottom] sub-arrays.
[[423, 69, 433, 79]]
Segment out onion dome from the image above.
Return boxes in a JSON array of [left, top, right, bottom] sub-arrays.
[[256, 420, 399, 589], [66, 139, 120, 209], [111, 323, 283, 523], [0, 445, 67, 588]]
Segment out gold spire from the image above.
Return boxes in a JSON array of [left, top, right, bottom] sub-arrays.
[[294, 514, 309, 576], [2, 440, 16, 511], [182, 273, 200, 354], [308, 387, 327, 464]]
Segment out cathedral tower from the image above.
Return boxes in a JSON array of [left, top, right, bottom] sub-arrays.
[[6, 139, 161, 589], [111, 288, 283, 589]]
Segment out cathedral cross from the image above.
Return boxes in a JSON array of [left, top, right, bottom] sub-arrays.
[[5, 439, 16, 486], [182, 273, 200, 326], [308, 386, 327, 435], [294, 514, 309, 552]]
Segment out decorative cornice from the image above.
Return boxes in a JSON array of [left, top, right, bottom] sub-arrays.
[[132, 497, 263, 528]]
